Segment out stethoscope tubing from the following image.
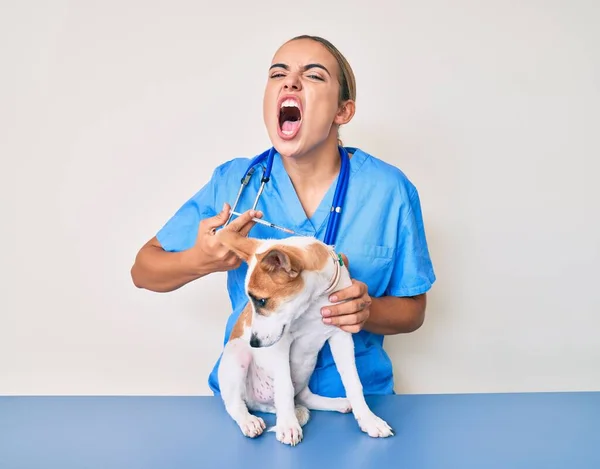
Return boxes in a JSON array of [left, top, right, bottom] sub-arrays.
[[226, 146, 350, 246]]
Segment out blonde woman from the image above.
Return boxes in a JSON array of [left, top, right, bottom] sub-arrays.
[[131, 35, 436, 398]]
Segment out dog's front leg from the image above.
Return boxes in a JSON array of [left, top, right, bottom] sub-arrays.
[[328, 332, 394, 438], [271, 342, 303, 446], [218, 338, 266, 438]]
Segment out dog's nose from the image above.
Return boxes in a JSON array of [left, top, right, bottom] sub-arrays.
[[250, 333, 261, 348]]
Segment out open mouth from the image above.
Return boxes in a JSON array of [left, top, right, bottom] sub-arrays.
[[278, 98, 302, 138]]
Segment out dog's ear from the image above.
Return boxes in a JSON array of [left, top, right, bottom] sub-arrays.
[[258, 247, 303, 279], [215, 230, 260, 263]]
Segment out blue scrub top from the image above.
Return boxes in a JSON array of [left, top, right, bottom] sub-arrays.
[[156, 147, 436, 397]]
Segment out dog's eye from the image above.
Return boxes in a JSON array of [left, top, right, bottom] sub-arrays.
[[249, 294, 269, 309]]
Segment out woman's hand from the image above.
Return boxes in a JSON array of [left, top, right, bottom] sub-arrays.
[[130, 202, 261, 293], [320, 254, 372, 333], [192, 203, 262, 274]]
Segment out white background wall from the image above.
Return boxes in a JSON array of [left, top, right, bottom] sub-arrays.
[[1, 1, 599, 396]]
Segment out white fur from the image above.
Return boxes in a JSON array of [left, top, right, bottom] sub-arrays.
[[217, 235, 393, 445]]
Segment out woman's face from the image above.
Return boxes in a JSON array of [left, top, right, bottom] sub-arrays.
[[263, 38, 352, 158]]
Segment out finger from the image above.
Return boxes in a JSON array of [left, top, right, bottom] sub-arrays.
[[322, 298, 370, 319], [224, 254, 242, 269], [328, 281, 365, 303], [340, 325, 362, 334], [237, 211, 264, 237], [322, 310, 369, 327], [202, 203, 231, 231], [226, 209, 262, 233]]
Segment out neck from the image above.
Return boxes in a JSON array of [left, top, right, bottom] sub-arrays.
[[278, 133, 348, 219], [280, 138, 341, 190]]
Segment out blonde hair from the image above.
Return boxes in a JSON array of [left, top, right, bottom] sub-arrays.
[[287, 35, 356, 145]]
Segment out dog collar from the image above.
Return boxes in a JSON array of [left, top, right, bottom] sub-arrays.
[[325, 250, 344, 294]]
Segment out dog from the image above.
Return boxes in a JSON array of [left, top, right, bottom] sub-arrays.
[[214, 229, 394, 445]]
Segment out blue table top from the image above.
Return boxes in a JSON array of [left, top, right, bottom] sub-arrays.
[[1, 392, 598, 469]]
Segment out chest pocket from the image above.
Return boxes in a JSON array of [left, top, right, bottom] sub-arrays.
[[338, 243, 394, 298]]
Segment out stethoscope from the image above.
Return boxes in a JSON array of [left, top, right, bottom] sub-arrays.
[[224, 145, 350, 246]]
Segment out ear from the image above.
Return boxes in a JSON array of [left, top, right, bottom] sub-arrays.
[[334, 100, 355, 126], [215, 230, 260, 263], [259, 248, 302, 279]]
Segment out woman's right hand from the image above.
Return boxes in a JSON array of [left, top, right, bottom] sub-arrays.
[[192, 203, 263, 273], [130, 203, 262, 292]]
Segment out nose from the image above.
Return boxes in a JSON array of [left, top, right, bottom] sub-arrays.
[[283, 72, 302, 91], [250, 333, 262, 348]]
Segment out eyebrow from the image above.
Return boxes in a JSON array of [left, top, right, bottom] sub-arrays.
[[269, 63, 331, 76]]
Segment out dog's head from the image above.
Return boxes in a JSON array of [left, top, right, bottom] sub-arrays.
[[216, 230, 349, 348]]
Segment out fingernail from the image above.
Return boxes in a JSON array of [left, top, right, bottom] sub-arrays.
[[329, 295, 338, 302], [222, 203, 226, 212], [321, 308, 330, 317], [323, 317, 331, 324], [250, 210, 256, 217]]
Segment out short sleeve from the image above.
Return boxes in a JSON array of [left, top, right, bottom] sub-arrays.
[[386, 185, 436, 297], [155, 168, 220, 253]]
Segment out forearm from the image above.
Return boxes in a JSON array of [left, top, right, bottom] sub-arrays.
[[363, 294, 427, 335], [130, 242, 206, 293]]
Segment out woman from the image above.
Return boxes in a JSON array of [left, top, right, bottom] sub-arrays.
[[131, 35, 436, 398]]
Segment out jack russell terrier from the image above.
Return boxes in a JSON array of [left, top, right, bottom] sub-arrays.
[[215, 229, 394, 446]]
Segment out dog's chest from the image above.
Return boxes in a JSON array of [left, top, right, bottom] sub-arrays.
[[288, 320, 331, 388], [246, 360, 275, 404]]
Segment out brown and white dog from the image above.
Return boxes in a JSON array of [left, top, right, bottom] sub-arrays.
[[215, 229, 393, 445]]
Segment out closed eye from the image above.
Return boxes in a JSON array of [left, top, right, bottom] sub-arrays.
[[269, 72, 323, 81]]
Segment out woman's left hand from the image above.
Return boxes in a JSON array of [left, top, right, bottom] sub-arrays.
[[321, 255, 372, 333]]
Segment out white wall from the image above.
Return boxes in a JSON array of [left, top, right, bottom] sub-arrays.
[[1, 0, 599, 396]]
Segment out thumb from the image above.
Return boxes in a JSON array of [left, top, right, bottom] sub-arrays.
[[204, 203, 231, 230]]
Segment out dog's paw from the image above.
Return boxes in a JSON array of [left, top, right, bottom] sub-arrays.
[[329, 397, 352, 413], [275, 417, 303, 446], [295, 405, 311, 426], [239, 414, 266, 438], [357, 413, 394, 438]]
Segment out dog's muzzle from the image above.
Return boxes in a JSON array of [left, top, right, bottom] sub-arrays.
[[249, 325, 286, 348], [249, 333, 261, 348]]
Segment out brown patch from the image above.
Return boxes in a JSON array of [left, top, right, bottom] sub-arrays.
[[303, 242, 330, 271], [228, 302, 252, 341], [246, 242, 330, 316]]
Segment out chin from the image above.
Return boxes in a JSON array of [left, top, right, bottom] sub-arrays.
[[273, 138, 305, 158]]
